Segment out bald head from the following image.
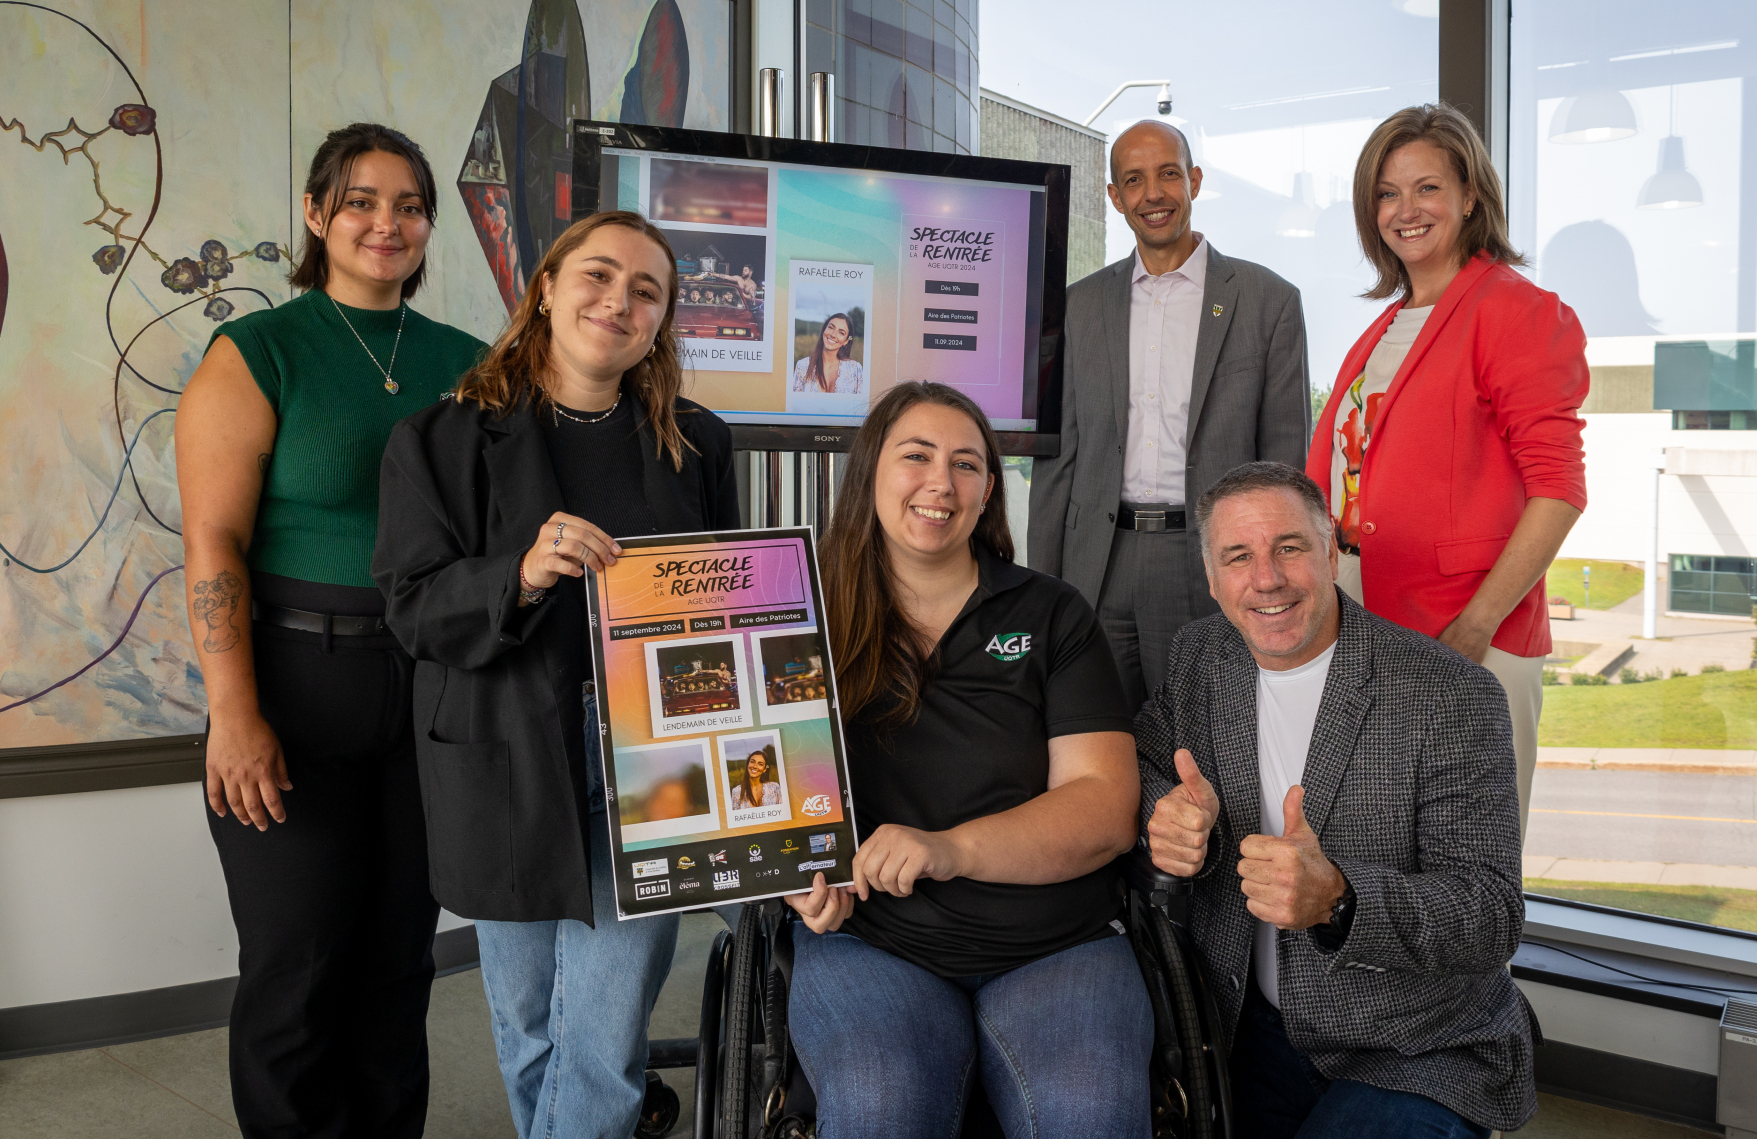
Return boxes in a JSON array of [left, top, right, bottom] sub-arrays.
[[1109, 120, 1192, 186]]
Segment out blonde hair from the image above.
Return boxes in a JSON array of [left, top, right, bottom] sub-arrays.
[[1353, 103, 1525, 301], [455, 210, 693, 470]]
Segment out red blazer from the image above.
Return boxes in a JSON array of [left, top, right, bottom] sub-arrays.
[[1306, 253, 1589, 658]]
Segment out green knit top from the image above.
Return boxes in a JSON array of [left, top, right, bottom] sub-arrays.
[[212, 290, 489, 588]]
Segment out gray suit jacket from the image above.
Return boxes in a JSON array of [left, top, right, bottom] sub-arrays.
[[1136, 593, 1537, 1131], [1028, 244, 1310, 617]]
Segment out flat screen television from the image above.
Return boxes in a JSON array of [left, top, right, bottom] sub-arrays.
[[570, 121, 1069, 456]]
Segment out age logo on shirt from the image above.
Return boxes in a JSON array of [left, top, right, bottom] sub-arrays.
[[985, 632, 1032, 662]]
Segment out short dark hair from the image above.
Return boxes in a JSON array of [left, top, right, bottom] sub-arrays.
[[1195, 462, 1331, 561], [1108, 120, 1192, 186], [289, 122, 440, 300]]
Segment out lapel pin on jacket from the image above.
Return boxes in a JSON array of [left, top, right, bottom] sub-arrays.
[[1211, 303, 1224, 317]]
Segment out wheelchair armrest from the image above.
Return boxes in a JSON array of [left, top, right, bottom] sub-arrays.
[[1122, 844, 1192, 904]]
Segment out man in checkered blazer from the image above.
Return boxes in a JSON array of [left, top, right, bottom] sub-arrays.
[[1137, 461, 1538, 1137]]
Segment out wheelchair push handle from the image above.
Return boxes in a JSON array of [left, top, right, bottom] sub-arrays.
[[1123, 844, 1193, 905]]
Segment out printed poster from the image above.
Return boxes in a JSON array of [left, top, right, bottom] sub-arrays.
[[587, 528, 857, 918]]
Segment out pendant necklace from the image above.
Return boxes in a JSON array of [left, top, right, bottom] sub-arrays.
[[552, 389, 622, 425], [332, 295, 406, 394]]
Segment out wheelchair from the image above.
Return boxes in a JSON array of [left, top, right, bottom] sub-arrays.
[[642, 849, 1231, 1139]]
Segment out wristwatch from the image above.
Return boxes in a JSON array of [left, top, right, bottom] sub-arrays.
[[1310, 875, 1356, 952], [1329, 878, 1357, 933]]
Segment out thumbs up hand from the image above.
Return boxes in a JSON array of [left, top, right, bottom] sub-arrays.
[[1237, 785, 1348, 931], [1146, 749, 1221, 877]]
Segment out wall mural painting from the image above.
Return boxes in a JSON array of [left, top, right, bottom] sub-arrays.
[[462, 0, 712, 313], [0, 0, 728, 751], [0, 2, 289, 747]]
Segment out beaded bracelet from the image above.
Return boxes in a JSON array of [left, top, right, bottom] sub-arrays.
[[518, 562, 547, 605]]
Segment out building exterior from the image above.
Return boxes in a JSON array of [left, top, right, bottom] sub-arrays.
[[978, 88, 1109, 284], [804, 0, 979, 153], [1559, 336, 1757, 618]]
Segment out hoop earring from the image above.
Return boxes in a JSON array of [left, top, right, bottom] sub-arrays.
[[647, 342, 657, 358], [538, 298, 551, 315]]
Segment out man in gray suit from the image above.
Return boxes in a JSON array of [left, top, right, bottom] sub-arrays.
[[1028, 120, 1311, 712], [1140, 462, 1535, 1137]]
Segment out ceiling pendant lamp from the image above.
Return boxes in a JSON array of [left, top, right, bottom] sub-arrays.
[[1275, 172, 1318, 238], [1549, 87, 1638, 144], [1638, 88, 1703, 209]]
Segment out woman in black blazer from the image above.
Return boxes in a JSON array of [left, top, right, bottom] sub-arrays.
[[372, 211, 738, 1139]]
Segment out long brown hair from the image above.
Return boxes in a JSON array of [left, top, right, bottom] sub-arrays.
[[820, 382, 1013, 729], [456, 210, 692, 469], [739, 746, 774, 803], [290, 123, 440, 300], [1353, 103, 1525, 300], [804, 313, 854, 392]]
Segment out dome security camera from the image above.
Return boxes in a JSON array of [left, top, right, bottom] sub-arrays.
[[1156, 85, 1172, 117]]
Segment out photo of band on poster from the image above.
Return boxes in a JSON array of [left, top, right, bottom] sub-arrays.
[[587, 528, 857, 918]]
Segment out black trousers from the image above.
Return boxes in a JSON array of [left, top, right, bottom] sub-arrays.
[[208, 621, 440, 1139]]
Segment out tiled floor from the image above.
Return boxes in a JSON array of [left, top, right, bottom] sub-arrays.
[[0, 912, 1716, 1137]]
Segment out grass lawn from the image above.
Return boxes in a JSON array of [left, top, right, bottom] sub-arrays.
[[1547, 558, 1644, 610], [1538, 668, 1757, 748], [1526, 878, 1757, 933]]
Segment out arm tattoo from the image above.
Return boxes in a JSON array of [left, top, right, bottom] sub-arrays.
[[256, 452, 271, 476], [192, 570, 245, 654]]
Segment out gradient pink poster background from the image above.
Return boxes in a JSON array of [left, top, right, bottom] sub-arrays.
[[593, 534, 848, 854]]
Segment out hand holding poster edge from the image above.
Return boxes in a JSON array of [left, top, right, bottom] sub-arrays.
[[586, 526, 860, 919]]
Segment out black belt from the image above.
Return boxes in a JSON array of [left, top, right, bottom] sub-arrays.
[[1117, 503, 1185, 532], [252, 601, 389, 637]]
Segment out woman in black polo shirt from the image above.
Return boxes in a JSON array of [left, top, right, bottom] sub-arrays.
[[785, 382, 1151, 1137]]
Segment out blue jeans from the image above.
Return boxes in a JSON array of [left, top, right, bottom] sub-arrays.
[[789, 928, 1154, 1139], [474, 691, 678, 1139], [1230, 979, 1492, 1139]]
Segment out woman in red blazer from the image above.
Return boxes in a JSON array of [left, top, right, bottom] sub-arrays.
[[1307, 103, 1588, 834]]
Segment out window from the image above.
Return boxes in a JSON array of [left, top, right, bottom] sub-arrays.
[[807, 0, 977, 153], [1669, 554, 1756, 616], [1672, 409, 1757, 429], [1515, 1, 1757, 933], [983, 2, 1437, 400]]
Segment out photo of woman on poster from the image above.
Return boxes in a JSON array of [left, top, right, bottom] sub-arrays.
[[787, 260, 874, 419], [718, 730, 793, 825], [730, 746, 784, 810], [791, 312, 864, 395]]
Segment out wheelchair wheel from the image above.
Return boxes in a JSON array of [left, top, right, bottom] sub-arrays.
[[720, 904, 764, 1139], [1148, 907, 1216, 1138]]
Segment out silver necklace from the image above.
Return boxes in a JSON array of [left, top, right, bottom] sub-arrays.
[[552, 389, 622, 425], [331, 296, 405, 394]]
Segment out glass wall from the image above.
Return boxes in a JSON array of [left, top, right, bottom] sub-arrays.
[[805, 0, 978, 153], [989, 1, 1437, 401], [1513, 1, 1757, 932]]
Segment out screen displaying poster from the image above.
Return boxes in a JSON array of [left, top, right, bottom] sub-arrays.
[[587, 528, 856, 918], [591, 144, 1043, 430]]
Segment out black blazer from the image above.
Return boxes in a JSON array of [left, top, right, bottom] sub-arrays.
[[372, 395, 740, 924]]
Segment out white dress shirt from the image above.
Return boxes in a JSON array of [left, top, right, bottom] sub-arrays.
[[1123, 238, 1209, 505]]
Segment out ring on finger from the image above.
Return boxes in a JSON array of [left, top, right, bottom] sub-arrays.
[[555, 522, 565, 540], [552, 538, 561, 550]]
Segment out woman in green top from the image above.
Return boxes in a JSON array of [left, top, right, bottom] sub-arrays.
[[173, 122, 486, 1139]]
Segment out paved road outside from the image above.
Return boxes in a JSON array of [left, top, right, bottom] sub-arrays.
[[1527, 767, 1757, 873]]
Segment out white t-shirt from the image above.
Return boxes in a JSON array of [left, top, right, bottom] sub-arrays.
[[1330, 305, 1433, 604], [1252, 641, 1337, 1008]]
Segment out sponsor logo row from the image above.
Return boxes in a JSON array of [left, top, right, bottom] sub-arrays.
[[627, 833, 843, 902]]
